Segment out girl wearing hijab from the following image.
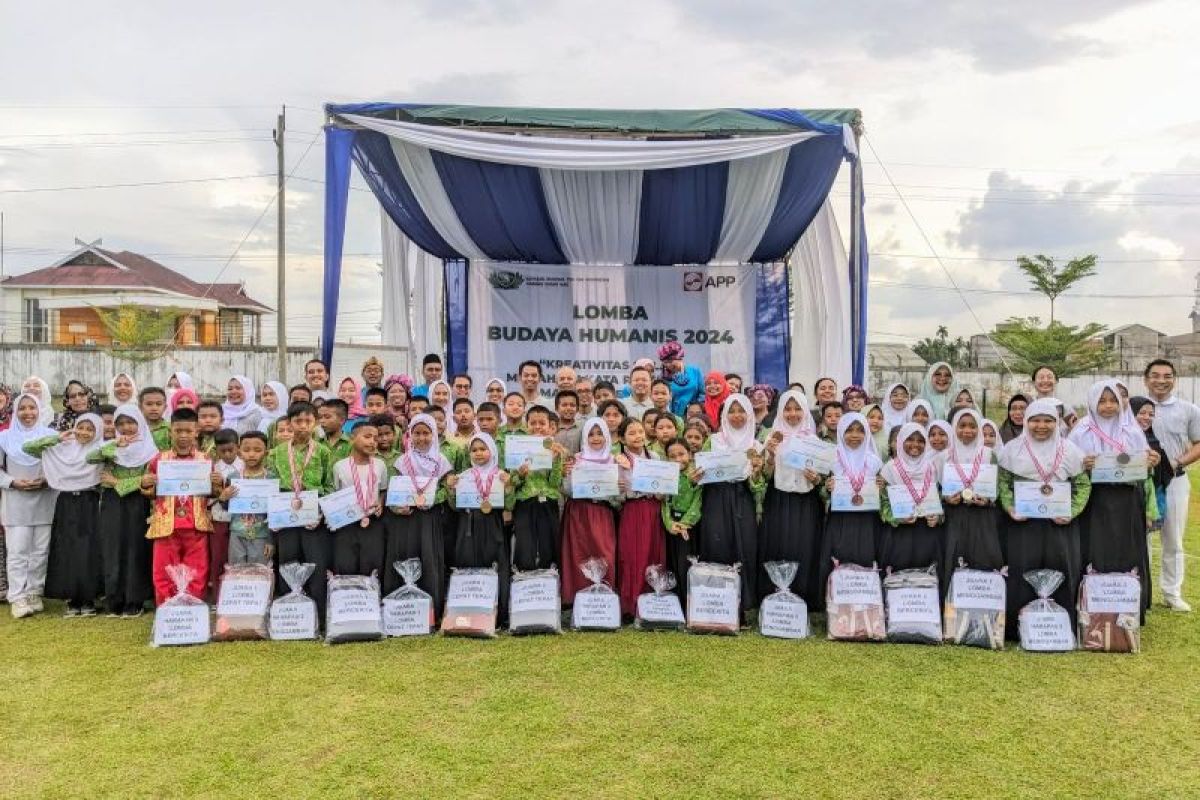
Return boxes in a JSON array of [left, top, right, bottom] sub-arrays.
[[257, 381, 289, 432], [222, 375, 263, 435], [169, 388, 199, 415], [22, 377, 56, 427], [1000, 393, 1029, 444], [905, 399, 933, 428], [997, 398, 1090, 638], [336, 377, 367, 431], [952, 387, 977, 416], [817, 412, 885, 604], [760, 390, 827, 607], [89, 404, 158, 617], [881, 382, 911, 437], [1130, 396, 1172, 531], [702, 371, 731, 431], [981, 419, 1000, 449], [24, 413, 104, 615], [559, 418, 621, 605], [694, 394, 766, 614], [0, 394, 58, 618], [1068, 381, 1159, 619], [863, 404, 889, 455], [933, 409, 1004, 585], [445, 433, 512, 620], [880, 423, 945, 587], [383, 413, 451, 607], [54, 380, 98, 432], [108, 372, 138, 406], [927, 420, 953, 454], [918, 362, 959, 421], [613, 416, 667, 619]]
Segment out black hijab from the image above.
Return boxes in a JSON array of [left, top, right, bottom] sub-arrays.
[[1130, 396, 1173, 489], [999, 393, 1029, 444]]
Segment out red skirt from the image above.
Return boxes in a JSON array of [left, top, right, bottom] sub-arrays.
[[617, 497, 667, 616], [559, 499, 617, 605]]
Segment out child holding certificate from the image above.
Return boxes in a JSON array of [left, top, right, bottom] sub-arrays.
[[383, 413, 451, 608], [330, 421, 387, 578], [818, 414, 884, 604], [560, 419, 620, 605], [879, 424, 945, 589], [1067, 380, 1158, 617], [445, 433, 512, 620], [509, 406, 566, 572], [614, 418, 667, 618], [760, 390, 826, 607], [997, 398, 1091, 638], [661, 439, 701, 602], [933, 409, 1003, 585], [221, 432, 274, 566]]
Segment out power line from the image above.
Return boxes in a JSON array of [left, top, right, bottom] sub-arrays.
[[0, 173, 274, 194], [862, 180, 1200, 199], [869, 279, 1188, 300], [871, 252, 1198, 264], [0, 128, 273, 139], [0, 137, 269, 151], [860, 159, 1200, 179]]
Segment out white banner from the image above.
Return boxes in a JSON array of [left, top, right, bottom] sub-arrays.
[[468, 262, 755, 389]]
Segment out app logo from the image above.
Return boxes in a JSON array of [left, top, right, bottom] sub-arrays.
[[683, 271, 704, 291], [488, 270, 525, 290]]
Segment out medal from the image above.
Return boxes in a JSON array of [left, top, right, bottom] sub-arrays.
[[481, 500, 493, 514], [401, 447, 438, 506], [1041, 483, 1054, 496], [961, 488, 975, 502], [897, 462, 935, 512], [836, 449, 870, 506], [291, 496, 303, 511], [949, 442, 986, 501], [350, 459, 378, 526], [415, 493, 427, 507], [1116, 453, 1131, 465], [851, 494, 864, 506], [286, 439, 317, 510], [472, 465, 498, 514], [1022, 438, 1065, 496], [359, 517, 370, 528]]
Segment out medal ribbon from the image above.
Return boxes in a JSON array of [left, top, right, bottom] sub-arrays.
[[402, 447, 438, 497], [950, 444, 986, 490], [836, 450, 867, 495], [1022, 437, 1064, 484], [286, 440, 316, 497], [472, 466, 497, 506], [350, 460, 378, 514], [898, 462, 934, 506], [1086, 421, 1127, 454]]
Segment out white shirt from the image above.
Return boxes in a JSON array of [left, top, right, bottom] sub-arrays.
[[1150, 394, 1200, 463]]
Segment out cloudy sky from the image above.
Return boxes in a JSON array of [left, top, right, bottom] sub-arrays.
[[1, 0, 1195, 348]]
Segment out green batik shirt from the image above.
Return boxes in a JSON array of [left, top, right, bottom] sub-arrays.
[[87, 441, 148, 496], [442, 440, 467, 473], [267, 439, 336, 496], [661, 471, 702, 530], [997, 468, 1092, 520], [323, 434, 353, 463], [149, 420, 171, 451], [510, 452, 565, 510], [23, 435, 102, 490]]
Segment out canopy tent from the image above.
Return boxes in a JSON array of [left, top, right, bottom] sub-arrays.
[[322, 103, 868, 385]]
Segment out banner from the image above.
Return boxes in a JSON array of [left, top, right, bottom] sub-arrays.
[[467, 263, 756, 389]]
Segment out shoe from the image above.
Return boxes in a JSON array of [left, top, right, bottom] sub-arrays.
[[80, 604, 97, 617], [1164, 597, 1192, 612], [28, 595, 44, 613], [64, 604, 81, 618], [106, 606, 122, 618], [121, 606, 145, 618], [11, 599, 33, 619]]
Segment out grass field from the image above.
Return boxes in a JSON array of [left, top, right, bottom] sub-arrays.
[[2, 495, 1198, 799]]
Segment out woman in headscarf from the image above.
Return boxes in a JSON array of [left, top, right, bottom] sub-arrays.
[[559, 418, 621, 605], [21, 377, 55, 427], [816, 412, 884, 603], [54, 380, 98, 432], [760, 390, 826, 607], [427, 379, 453, 420], [0, 383, 14, 432], [384, 376, 412, 426], [257, 380, 289, 434], [880, 382, 911, 437], [336, 377, 367, 431], [446, 432, 512, 621], [108, 372, 138, 406], [484, 378, 506, 406], [933, 409, 1003, 586], [220, 375, 263, 435], [1130, 395, 1172, 528], [997, 398, 1090, 638], [879, 423, 945, 587], [748, 384, 777, 433], [0, 393, 59, 617], [999, 393, 1029, 444], [701, 371, 731, 431], [863, 403, 890, 456], [918, 362, 959, 421], [169, 388, 199, 416], [841, 385, 868, 414]]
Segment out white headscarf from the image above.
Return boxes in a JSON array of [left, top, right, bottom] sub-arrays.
[[881, 422, 936, 486], [465, 432, 500, 475], [112, 403, 160, 468], [927, 420, 954, 452], [169, 371, 194, 390], [933, 408, 992, 469], [259, 380, 289, 424], [0, 393, 57, 468], [998, 398, 1085, 480], [394, 413, 452, 479], [831, 412, 882, 478], [881, 382, 911, 432], [713, 393, 759, 453], [918, 361, 960, 421], [905, 399, 933, 425], [1068, 380, 1148, 455], [39, 413, 103, 491], [485, 378, 506, 397], [427, 379, 453, 417], [22, 376, 55, 426], [107, 372, 138, 407], [221, 375, 260, 424], [577, 418, 614, 464], [769, 390, 816, 438]]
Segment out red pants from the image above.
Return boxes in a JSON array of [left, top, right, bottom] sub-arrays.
[[152, 529, 209, 606]]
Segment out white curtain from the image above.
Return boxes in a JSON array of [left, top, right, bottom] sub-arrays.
[[539, 169, 642, 265], [388, 138, 489, 261], [379, 210, 412, 348], [710, 149, 789, 265], [790, 200, 852, 389]]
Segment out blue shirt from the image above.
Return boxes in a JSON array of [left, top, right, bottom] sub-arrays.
[[668, 364, 704, 416]]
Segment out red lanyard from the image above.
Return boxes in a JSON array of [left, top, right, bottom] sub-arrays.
[[402, 448, 438, 497], [286, 440, 316, 497], [350, 460, 378, 511], [836, 449, 868, 495], [1087, 421, 1127, 454], [950, 444, 985, 489], [897, 462, 933, 505], [472, 466, 497, 503], [1022, 438, 1064, 484]]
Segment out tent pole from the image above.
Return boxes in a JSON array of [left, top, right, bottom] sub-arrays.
[[848, 127, 864, 385]]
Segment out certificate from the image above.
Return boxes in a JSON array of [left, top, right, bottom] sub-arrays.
[[267, 491, 319, 530], [454, 471, 506, 509], [318, 486, 366, 530], [940, 463, 998, 499], [630, 458, 680, 495], [886, 485, 944, 518], [571, 463, 620, 499], [386, 476, 420, 507], [1091, 452, 1148, 484], [780, 436, 835, 474], [1014, 480, 1071, 519], [228, 479, 279, 514], [156, 459, 212, 497], [830, 476, 880, 512], [504, 434, 553, 471], [693, 450, 749, 484]]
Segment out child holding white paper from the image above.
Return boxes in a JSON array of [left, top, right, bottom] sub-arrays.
[[933, 409, 1004, 584], [330, 421, 387, 577], [445, 433, 512, 620], [661, 439, 701, 602], [817, 413, 883, 610], [614, 417, 667, 618], [560, 419, 621, 605], [221, 431, 275, 566], [509, 406, 566, 572], [879, 424, 945, 588]]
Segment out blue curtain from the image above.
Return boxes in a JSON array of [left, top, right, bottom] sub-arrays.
[[750, 135, 844, 263], [444, 259, 469, 376], [754, 262, 790, 386], [740, 108, 845, 136], [635, 162, 728, 265], [321, 125, 355, 365]]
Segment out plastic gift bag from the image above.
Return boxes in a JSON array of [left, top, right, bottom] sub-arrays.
[[686, 560, 740, 635], [269, 562, 318, 641], [510, 567, 562, 635], [571, 558, 620, 632], [943, 562, 1006, 649], [635, 565, 685, 631], [825, 561, 886, 642], [213, 562, 274, 642], [441, 567, 499, 638], [884, 566, 941, 645], [152, 563, 210, 647], [1018, 569, 1076, 652], [325, 572, 383, 645], [1078, 568, 1141, 654], [759, 561, 809, 639], [382, 559, 435, 637]]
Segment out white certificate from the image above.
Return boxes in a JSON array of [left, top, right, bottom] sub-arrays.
[[504, 434, 553, 471], [318, 486, 366, 530], [830, 476, 880, 512], [1014, 480, 1072, 519], [886, 485, 944, 518], [694, 450, 749, 484], [940, 463, 998, 499], [571, 463, 620, 499], [267, 491, 319, 530], [454, 471, 506, 509], [228, 479, 279, 514], [630, 458, 680, 495], [156, 459, 212, 497], [780, 436, 835, 474], [1091, 452, 1148, 484], [385, 475, 426, 507]]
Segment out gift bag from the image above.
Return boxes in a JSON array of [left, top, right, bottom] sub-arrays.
[[571, 557, 620, 632], [382, 559, 435, 637], [884, 566, 941, 645], [1078, 568, 1141, 654], [825, 562, 885, 642], [213, 562, 274, 642], [441, 567, 499, 639], [1018, 569, 1076, 652], [943, 562, 1006, 650], [269, 562, 319, 641], [509, 567, 562, 636], [635, 565, 685, 632], [152, 564, 210, 647], [686, 560, 740, 635], [759, 561, 809, 639], [325, 572, 383, 645]]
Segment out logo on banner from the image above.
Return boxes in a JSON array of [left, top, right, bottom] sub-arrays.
[[488, 270, 525, 290], [683, 271, 736, 292]]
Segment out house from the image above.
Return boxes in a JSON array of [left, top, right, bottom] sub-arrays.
[[0, 243, 271, 347], [867, 342, 927, 369], [1102, 324, 1167, 371]]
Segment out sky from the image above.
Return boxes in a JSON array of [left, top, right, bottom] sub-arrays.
[[0, 0, 1196, 349]]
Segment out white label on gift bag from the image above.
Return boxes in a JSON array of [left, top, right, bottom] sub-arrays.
[[829, 568, 883, 606], [759, 595, 810, 639], [153, 604, 210, 646], [886, 586, 940, 625], [269, 600, 318, 640], [510, 576, 559, 614], [572, 592, 620, 629], [950, 570, 1005, 612], [329, 588, 380, 624], [637, 592, 685, 623], [447, 572, 499, 608], [688, 584, 739, 627], [382, 597, 433, 637], [215, 578, 271, 616], [1020, 610, 1075, 651], [1082, 573, 1141, 614]]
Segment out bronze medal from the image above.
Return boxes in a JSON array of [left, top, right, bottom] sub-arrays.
[[359, 516, 370, 528], [1116, 453, 1131, 465], [851, 493, 864, 506], [481, 499, 493, 514], [175, 503, 187, 518], [415, 493, 426, 507], [1040, 483, 1054, 496], [291, 496, 303, 511]]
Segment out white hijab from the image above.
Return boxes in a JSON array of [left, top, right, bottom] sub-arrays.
[[927, 420, 954, 452], [577, 418, 614, 464], [259, 380, 289, 423], [881, 422, 936, 486], [39, 413, 103, 491], [881, 382, 911, 431], [465, 432, 500, 476], [769, 390, 817, 438], [485, 378, 506, 397], [427, 379, 453, 417], [0, 393, 57, 468], [394, 413, 452, 479], [22, 376, 55, 427], [998, 398, 1085, 480], [918, 361, 960, 421], [169, 371, 194, 390], [112, 403, 160, 468], [713, 393, 760, 453], [107, 372, 138, 406], [221, 375, 260, 424], [831, 412, 882, 478], [933, 408, 993, 471], [1067, 380, 1148, 455], [905, 399, 933, 425]]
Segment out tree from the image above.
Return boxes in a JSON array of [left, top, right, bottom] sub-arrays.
[[1014, 254, 1099, 323], [990, 316, 1112, 377], [95, 304, 184, 363], [913, 325, 970, 368]]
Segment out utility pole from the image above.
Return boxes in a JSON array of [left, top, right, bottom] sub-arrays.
[[273, 106, 287, 381]]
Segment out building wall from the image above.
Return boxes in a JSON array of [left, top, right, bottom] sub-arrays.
[[54, 308, 109, 346]]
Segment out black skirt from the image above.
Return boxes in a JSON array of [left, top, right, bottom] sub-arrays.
[[758, 485, 825, 606], [382, 507, 445, 614], [45, 489, 102, 604], [511, 497, 560, 572], [880, 521, 944, 587], [941, 502, 1005, 582], [664, 521, 698, 603], [697, 481, 758, 610], [816, 510, 882, 612], [454, 509, 511, 618], [1004, 517, 1082, 640], [99, 489, 152, 610], [1079, 482, 1150, 620]]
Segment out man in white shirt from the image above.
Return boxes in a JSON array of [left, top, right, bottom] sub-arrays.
[[304, 358, 335, 402], [518, 360, 549, 405], [621, 365, 654, 420], [1144, 358, 1200, 612]]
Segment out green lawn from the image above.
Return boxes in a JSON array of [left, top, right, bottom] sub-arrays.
[[2, 498, 1198, 799]]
